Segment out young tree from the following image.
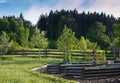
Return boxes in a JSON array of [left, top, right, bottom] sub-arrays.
[[78, 36, 87, 61], [31, 28, 48, 57], [113, 24, 120, 59], [0, 32, 11, 56], [19, 27, 29, 49], [90, 42, 106, 63], [57, 25, 77, 63]]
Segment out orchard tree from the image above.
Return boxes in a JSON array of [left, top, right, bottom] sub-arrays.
[[0, 32, 11, 56], [31, 28, 48, 57], [57, 25, 77, 63]]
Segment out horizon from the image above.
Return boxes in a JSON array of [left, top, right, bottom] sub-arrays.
[[0, 0, 120, 24]]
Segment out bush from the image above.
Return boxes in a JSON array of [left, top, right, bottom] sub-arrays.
[[9, 40, 22, 51]]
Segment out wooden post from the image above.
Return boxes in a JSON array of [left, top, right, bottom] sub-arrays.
[[58, 63, 61, 74], [119, 48, 120, 59], [80, 68, 85, 80]]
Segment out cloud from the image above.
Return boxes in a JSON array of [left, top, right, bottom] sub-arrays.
[[24, 6, 50, 25], [0, 0, 9, 3], [85, 0, 120, 17], [24, 0, 83, 24]]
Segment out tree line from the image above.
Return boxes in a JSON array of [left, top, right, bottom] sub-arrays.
[[0, 9, 120, 52], [37, 9, 117, 49]]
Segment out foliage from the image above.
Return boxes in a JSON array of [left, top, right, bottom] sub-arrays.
[[77, 36, 87, 61], [78, 36, 87, 51], [37, 10, 117, 49], [86, 22, 111, 49], [0, 15, 34, 50], [0, 18, 9, 34], [76, 36, 106, 62], [48, 40, 57, 49], [28, 42, 34, 50], [0, 10, 118, 50], [113, 24, 120, 46], [0, 32, 11, 55], [113, 23, 120, 61], [9, 40, 22, 51], [85, 38, 93, 50], [31, 28, 48, 49], [31, 28, 48, 56], [57, 26, 77, 63], [90, 43, 106, 62], [19, 27, 29, 48]]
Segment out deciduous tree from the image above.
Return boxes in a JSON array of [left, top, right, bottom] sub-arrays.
[[0, 32, 11, 55], [31, 28, 48, 57], [57, 26, 77, 63]]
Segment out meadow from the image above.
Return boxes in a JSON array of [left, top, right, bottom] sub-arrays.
[[0, 57, 75, 83]]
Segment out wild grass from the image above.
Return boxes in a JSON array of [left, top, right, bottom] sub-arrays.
[[0, 57, 75, 83]]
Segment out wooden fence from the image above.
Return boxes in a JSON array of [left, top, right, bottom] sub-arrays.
[[9, 49, 119, 60]]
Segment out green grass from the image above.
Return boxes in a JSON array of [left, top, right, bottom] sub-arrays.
[[0, 57, 75, 83]]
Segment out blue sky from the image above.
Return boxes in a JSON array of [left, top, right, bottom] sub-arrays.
[[0, 0, 120, 24]]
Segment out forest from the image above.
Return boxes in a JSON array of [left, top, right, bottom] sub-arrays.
[[0, 9, 120, 51]]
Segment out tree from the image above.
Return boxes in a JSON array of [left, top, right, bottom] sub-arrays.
[[86, 22, 111, 49], [0, 32, 11, 56], [78, 36, 87, 61], [31, 28, 48, 57], [0, 18, 9, 34], [57, 26, 77, 63], [37, 10, 116, 43], [113, 24, 120, 59], [19, 27, 29, 49], [91, 42, 106, 63]]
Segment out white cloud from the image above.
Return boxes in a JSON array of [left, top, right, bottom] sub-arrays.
[[85, 0, 120, 17], [24, 0, 83, 24], [0, 0, 9, 3], [24, 6, 49, 25]]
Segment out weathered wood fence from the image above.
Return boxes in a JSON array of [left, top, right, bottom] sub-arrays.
[[9, 49, 119, 60]]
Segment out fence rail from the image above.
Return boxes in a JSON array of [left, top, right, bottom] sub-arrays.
[[9, 49, 119, 60]]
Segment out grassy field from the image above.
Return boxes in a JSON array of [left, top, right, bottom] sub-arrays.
[[0, 57, 75, 83]]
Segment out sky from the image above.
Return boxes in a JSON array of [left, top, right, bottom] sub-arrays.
[[0, 0, 120, 24]]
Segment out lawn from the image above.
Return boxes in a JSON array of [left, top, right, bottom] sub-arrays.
[[0, 57, 75, 83]]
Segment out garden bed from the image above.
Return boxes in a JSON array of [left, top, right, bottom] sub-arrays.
[[34, 63, 120, 83], [45, 62, 120, 82]]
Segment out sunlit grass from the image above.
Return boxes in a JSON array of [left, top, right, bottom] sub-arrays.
[[0, 57, 75, 83]]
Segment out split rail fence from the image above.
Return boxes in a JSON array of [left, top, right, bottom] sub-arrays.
[[10, 49, 119, 60]]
